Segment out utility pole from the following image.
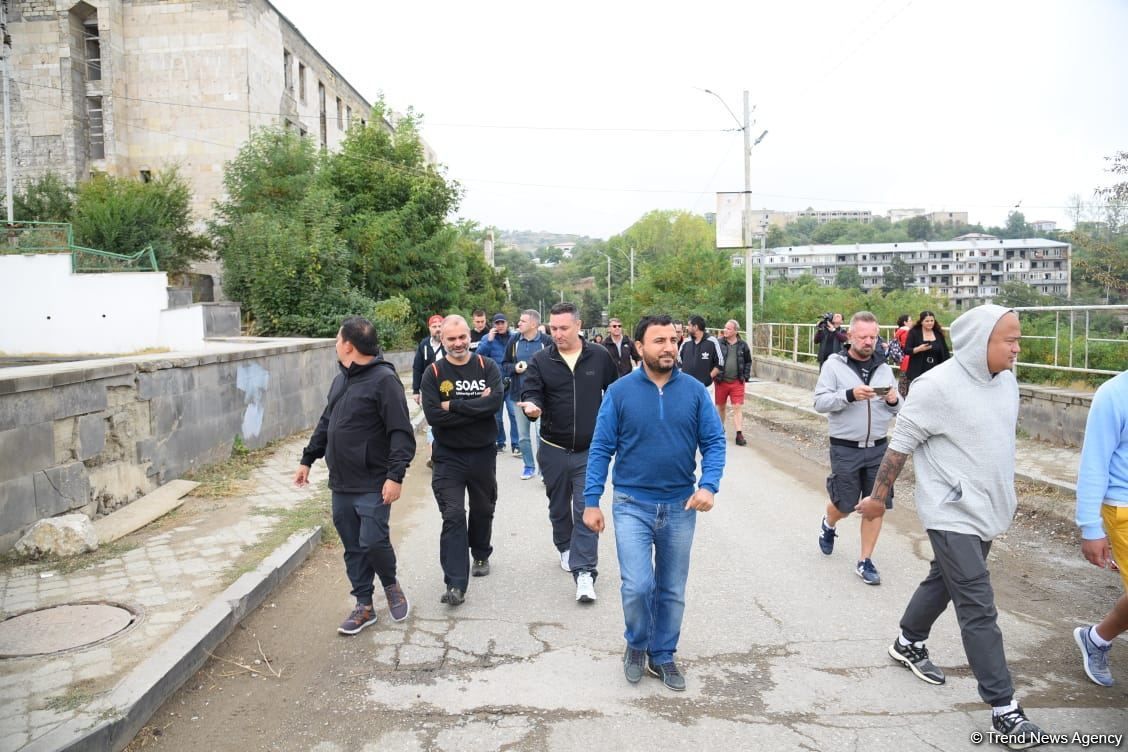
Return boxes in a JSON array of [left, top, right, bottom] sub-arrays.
[[2, 0, 13, 225], [742, 91, 753, 345], [759, 219, 768, 307]]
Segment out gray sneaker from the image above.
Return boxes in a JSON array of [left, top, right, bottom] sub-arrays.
[[1074, 625, 1114, 686], [991, 705, 1045, 750], [888, 639, 945, 684], [383, 582, 410, 622], [623, 646, 646, 684], [646, 659, 687, 691]]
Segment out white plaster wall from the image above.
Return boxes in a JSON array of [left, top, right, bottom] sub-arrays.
[[0, 254, 170, 355], [157, 305, 207, 351]]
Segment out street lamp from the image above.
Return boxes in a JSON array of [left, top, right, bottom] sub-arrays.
[[701, 89, 768, 346]]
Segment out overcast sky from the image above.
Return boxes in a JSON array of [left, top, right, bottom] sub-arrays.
[[272, 0, 1127, 240]]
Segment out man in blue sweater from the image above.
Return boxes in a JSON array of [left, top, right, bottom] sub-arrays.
[[583, 314, 726, 692], [1073, 369, 1128, 687]]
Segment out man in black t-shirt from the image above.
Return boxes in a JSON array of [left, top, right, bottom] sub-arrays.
[[421, 315, 504, 606]]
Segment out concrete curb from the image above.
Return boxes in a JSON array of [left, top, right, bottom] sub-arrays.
[[23, 527, 323, 752]]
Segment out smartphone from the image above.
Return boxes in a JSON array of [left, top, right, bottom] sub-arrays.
[[872, 386, 891, 396]]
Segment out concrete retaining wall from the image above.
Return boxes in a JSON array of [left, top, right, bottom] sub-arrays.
[[0, 340, 349, 552], [752, 355, 1094, 447]]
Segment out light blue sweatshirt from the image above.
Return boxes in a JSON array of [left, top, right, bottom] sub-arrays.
[[584, 365, 726, 507], [1076, 370, 1128, 540]]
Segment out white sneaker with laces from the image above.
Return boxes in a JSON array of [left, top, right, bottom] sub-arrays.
[[575, 571, 596, 602], [559, 549, 570, 572]]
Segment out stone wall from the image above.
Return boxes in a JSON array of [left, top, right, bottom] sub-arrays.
[[751, 355, 1094, 447], [0, 339, 346, 552]]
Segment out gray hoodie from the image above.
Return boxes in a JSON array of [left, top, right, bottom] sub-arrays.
[[888, 304, 1018, 540], [813, 350, 900, 444]]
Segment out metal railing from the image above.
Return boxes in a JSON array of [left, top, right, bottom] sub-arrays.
[[747, 304, 1126, 381], [1, 221, 159, 272]]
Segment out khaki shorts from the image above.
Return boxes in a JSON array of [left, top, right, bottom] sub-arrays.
[[1102, 504, 1128, 592]]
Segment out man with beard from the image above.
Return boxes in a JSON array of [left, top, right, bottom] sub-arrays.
[[813, 311, 900, 586], [583, 314, 726, 692], [420, 315, 504, 606]]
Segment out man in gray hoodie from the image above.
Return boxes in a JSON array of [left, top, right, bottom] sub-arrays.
[[814, 311, 901, 586], [858, 304, 1045, 746]]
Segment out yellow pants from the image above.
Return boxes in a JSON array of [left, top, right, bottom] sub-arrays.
[[1101, 504, 1128, 592]]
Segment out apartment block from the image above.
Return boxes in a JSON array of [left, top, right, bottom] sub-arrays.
[[761, 238, 1072, 306]]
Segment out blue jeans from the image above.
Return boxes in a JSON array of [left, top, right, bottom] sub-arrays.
[[495, 396, 518, 449], [612, 492, 697, 664], [512, 396, 539, 469]]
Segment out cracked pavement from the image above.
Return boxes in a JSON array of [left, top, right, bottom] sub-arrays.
[[130, 419, 1127, 751]]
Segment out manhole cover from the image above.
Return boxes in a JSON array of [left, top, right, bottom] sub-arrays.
[[0, 603, 137, 657]]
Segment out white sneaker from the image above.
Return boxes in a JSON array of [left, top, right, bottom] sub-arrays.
[[559, 549, 571, 572], [575, 571, 596, 602]]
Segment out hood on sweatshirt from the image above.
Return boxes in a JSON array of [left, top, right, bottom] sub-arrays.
[[950, 303, 1015, 385]]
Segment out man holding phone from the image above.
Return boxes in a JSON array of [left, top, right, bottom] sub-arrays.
[[813, 311, 900, 585]]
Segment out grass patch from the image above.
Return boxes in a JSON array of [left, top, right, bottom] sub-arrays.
[[0, 539, 141, 578], [183, 434, 296, 499], [219, 488, 338, 586], [44, 686, 96, 713]]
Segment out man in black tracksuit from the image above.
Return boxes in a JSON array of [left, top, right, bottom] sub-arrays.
[[678, 314, 724, 388], [295, 317, 416, 636], [517, 302, 619, 603], [421, 315, 504, 606]]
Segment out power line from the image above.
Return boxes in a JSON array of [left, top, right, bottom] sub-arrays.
[[9, 76, 730, 136]]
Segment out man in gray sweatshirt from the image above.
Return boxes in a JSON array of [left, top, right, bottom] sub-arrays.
[[858, 304, 1045, 747], [814, 311, 901, 586]]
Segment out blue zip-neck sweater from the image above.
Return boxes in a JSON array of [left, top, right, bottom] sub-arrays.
[[584, 365, 726, 507], [1076, 370, 1128, 540]]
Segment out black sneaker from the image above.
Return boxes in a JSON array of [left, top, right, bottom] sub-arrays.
[[646, 659, 687, 691], [471, 559, 490, 577], [819, 518, 837, 555], [440, 586, 465, 606], [888, 639, 945, 685], [991, 705, 1045, 750], [338, 603, 377, 635], [512, 446, 522, 457], [623, 646, 646, 684], [735, 432, 747, 446]]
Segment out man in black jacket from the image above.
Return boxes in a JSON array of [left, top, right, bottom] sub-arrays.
[[716, 319, 752, 446], [517, 302, 619, 604], [603, 317, 639, 377], [679, 315, 724, 388], [295, 317, 416, 636], [421, 315, 504, 606], [411, 314, 445, 405]]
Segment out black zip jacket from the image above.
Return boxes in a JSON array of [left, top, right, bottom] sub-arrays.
[[300, 359, 416, 491], [520, 341, 618, 452], [603, 335, 640, 377], [420, 354, 504, 449], [411, 336, 444, 395], [716, 337, 751, 382], [679, 335, 724, 387]]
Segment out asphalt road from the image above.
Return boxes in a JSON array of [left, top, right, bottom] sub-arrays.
[[128, 422, 1127, 752]]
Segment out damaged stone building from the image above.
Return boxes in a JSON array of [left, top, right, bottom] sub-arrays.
[[1, 0, 421, 290]]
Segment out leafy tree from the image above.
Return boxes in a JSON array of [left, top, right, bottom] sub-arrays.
[[835, 266, 862, 289], [1002, 211, 1030, 239], [11, 173, 75, 222], [882, 255, 912, 292], [73, 168, 210, 273], [995, 281, 1053, 308], [904, 215, 931, 241]]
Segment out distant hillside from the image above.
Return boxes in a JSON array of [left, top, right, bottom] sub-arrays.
[[497, 229, 600, 253]]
